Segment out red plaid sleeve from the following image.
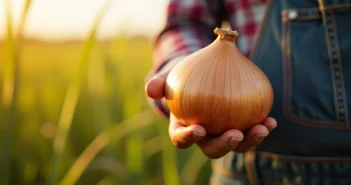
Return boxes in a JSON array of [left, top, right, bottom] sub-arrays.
[[152, 0, 226, 73], [225, 0, 266, 56]]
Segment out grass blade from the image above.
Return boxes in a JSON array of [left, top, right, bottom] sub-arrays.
[[15, 0, 32, 44], [180, 149, 209, 185], [87, 156, 126, 180], [60, 133, 110, 185], [157, 122, 180, 185], [1, 2, 15, 185], [2, 0, 14, 106], [48, 2, 113, 185], [126, 134, 143, 185], [58, 110, 154, 185], [1, 0, 32, 184], [144, 136, 162, 158]]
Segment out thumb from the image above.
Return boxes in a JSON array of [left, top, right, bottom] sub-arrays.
[[145, 56, 187, 100], [169, 114, 206, 149], [145, 71, 169, 99]]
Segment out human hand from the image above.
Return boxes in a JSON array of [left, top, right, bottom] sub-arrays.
[[168, 113, 277, 158], [145, 60, 277, 159]]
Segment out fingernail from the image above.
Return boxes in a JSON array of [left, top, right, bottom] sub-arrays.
[[193, 132, 205, 140], [268, 125, 277, 130], [255, 134, 268, 141], [229, 137, 242, 146]]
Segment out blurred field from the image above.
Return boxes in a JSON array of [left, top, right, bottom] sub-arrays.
[[0, 1, 213, 184], [0, 35, 212, 185]]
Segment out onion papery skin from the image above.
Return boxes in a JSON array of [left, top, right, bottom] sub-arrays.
[[165, 28, 274, 136]]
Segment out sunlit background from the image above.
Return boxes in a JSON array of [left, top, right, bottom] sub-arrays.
[[0, 0, 167, 40], [0, 0, 212, 185]]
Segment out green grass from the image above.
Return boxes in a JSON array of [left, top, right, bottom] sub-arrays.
[[0, 36, 213, 185], [0, 2, 212, 185]]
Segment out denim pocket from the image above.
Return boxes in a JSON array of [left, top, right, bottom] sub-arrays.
[[281, 4, 351, 129]]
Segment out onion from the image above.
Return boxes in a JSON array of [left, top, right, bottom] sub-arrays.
[[165, 27, 274, 135]]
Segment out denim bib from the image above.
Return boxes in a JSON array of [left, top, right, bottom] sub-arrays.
[[211, 0, 351, 184]]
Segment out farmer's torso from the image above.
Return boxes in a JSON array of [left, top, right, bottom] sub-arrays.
[[211, 0, 351, 184]]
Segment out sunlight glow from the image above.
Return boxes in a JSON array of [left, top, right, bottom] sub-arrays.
[[167, 74, 180, 89], [0, 0, 169, 40]]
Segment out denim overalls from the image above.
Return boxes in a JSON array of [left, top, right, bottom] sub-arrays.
[[211, 0, 351, 184]]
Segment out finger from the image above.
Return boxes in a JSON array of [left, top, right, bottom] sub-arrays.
[[197, 129, 244, 159], [145, 72, 169, 99], [262, 117, 277, 132], [234, 124, 269, 153], [169, 116, 206, 149]]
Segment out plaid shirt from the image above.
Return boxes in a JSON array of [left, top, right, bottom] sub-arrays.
[[148, 0, 267, 118]]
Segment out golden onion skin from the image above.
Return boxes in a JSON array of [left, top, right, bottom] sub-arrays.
[[165, 28, 274, 136]]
